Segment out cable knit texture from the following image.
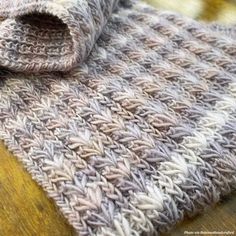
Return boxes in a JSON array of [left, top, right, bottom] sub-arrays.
[[0, 0, 236, 235]]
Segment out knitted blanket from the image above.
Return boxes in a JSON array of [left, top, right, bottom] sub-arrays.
[[0, 0, 236, 235]]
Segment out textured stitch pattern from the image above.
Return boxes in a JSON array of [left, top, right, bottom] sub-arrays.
[[0, 0, 121, 72], [0, 1, 236, 236]]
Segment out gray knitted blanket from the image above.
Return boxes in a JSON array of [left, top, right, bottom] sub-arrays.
[[0, 0, 236, 235]]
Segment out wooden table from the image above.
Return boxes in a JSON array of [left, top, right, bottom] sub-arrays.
[[0, 143, 236, 236]]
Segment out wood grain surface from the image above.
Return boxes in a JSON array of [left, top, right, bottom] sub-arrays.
[[166, 192, 236, 236], [0, 142, 235, 236], [0, 142, 75, 236]]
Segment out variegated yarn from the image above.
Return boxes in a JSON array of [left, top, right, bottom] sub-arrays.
[[0, 0, 236, 235]]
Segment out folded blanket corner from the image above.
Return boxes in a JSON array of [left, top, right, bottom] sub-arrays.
[[0, 0, 125, 73]]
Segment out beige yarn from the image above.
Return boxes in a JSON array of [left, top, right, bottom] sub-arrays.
[[0, 0, 236, 235], [0, 0, 121, 72]]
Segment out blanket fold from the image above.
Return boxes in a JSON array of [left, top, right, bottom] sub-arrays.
[[0, 0, 121, 72]]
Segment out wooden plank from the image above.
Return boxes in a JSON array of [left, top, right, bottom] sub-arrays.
[[165, 192, 236, 236], [0, 142, 236, 236], [0, 143, 75, 236]]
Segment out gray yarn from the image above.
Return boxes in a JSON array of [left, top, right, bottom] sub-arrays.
[[0, 1, 236, 235], [0, 0, 122, 72]]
